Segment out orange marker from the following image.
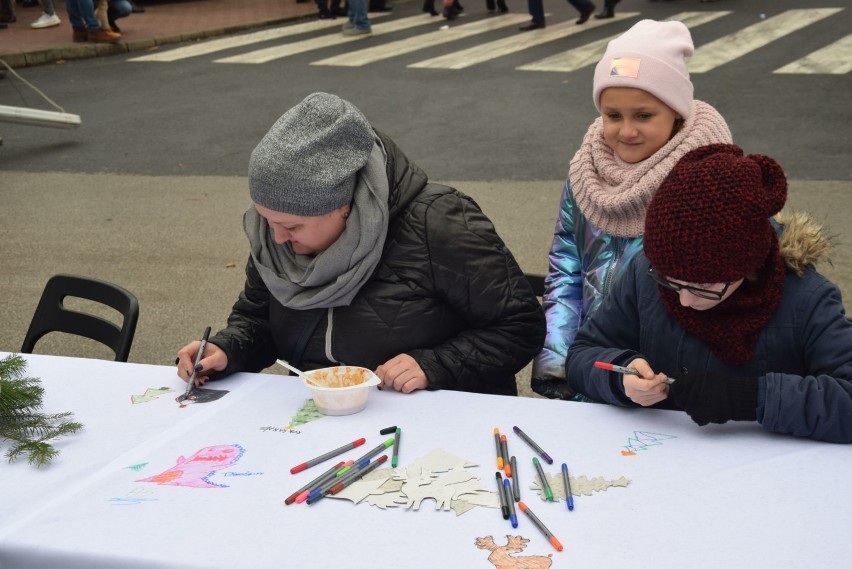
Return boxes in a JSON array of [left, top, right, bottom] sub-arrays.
[[518, 501, 563, 552], [500, 435, 512, 478], [494, 428, 504, 470]]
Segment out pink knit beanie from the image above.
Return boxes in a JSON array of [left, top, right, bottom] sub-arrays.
[[593, 19, 695, 119]]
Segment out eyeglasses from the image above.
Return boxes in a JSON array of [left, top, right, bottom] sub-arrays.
[[646, 266, 732, 301]]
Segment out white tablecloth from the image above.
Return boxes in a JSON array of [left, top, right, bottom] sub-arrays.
[[1, 353, 850, 568]]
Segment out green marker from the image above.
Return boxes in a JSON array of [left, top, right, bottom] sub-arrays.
[[533, 457, 553, 502], [351, 438, 395, 465], [391, 427, 401, 468]]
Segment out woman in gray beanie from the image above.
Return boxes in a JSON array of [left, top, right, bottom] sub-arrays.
[[176, 93, 545, 396]]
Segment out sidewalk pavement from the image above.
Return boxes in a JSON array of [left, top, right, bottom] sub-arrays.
[[0, 0, 321, 68]]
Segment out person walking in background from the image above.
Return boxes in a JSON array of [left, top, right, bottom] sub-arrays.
[[0, 0, 15, 28], [176, 92, 545, 396], [342, 0, 370, 35], [594, 0, 618, 19], [530, 20, 733, 400], [65, 0, 120, 42], [520, 1, 595, 32], [566, 144, 852, 443], [30, 0, 61, 28]]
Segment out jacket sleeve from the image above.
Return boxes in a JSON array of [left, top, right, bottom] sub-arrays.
[[207, 257, 278, 378], [759, 277, 852, 443], [566, 256, 645, 406], [408, 189, 546, 394], [531, 180, 584, 398]]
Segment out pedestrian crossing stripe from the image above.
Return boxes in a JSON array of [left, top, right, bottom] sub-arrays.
[[410, 12, 639, 70], [688, 8, 842, 73], [311, 13, 530, 67], [127, 12, 394, 63], [216, 14, 435, 64], [774, 34, 852, 75], [129, 9, 849, 76], [517, 11, 728, 73]]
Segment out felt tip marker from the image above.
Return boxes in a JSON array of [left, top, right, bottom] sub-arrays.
[[504, 479, 518, 528], [330, 455, 388, 495], [289, 437, 366, 474], [561, 463, 574, 511], [500, 435, 512, 478], [284, 460, 345, 505], [494, 428, 504, 470], [512, 426, 553, 464], [518, 501, 563, 552], [533, 457, 553, 502], [351, 438, 394, 465], [391, 427, 401, 468], [496, 472, 509, 520], [594, 361, 675, 384], [510, 456, 520, 502], [182, 326, 211, 400]]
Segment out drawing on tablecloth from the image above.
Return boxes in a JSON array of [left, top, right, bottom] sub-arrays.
[[621, 431, 677, 455], [475, 535, 553, 569], [330, 448, 499, 515], [136, 444, 245, 488], [532, 472, 629, 501], [131, 387, 174, 404], [176, 387, 229, 407], [286, 399, 324, 428], [126, 462, 149, 471]]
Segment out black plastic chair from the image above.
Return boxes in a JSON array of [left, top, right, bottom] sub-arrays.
[[525, 273, 546, 298], [21, 274, 140, 362]]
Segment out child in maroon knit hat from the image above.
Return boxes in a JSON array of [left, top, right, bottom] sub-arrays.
[[565, 144, 852, 443]]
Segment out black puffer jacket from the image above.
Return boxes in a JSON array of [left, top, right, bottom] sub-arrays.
[[209, 132, 545, 395]]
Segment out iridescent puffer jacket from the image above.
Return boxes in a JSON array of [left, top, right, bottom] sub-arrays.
[[531, 180, 644, 399]]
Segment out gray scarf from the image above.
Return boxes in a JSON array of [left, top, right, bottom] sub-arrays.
[[243, 141, 389, 310]]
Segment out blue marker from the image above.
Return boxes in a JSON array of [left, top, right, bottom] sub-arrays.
[[561, 463, 574, 511], [504, 478, 518, 528]]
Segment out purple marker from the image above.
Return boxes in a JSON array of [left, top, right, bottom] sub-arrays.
[[513, 426, 553, 464]]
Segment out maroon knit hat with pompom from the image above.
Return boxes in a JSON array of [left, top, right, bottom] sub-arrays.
[[644, 144, 788, 284]]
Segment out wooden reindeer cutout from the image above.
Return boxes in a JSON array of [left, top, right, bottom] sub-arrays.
[[474, 535, 553, 569]]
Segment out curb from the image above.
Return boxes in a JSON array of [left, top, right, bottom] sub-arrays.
[[0, 14, 312, 69]]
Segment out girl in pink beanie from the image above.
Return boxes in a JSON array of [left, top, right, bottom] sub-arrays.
[[532, 19, 733, 400]]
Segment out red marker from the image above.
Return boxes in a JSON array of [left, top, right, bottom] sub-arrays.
[[290, 438, 366, 474], [594, 361, 675, 384]]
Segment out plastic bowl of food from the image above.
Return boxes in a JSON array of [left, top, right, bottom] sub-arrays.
[[302, 366, 381, 416]]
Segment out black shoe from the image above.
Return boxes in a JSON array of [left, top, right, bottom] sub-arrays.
[[422, 0, 438, 15], [496, 0, 508, 13], [452, 0, 464, 12], [594, 8, 614, 19], [108, 19, 120, 33], [486, 0, 495, 11], [443, 6, 456, 20], [577, 4, 594, 24], [519, 20, 545, 31]]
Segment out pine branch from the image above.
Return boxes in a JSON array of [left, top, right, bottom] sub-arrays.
[[0, 354, 85, 468]]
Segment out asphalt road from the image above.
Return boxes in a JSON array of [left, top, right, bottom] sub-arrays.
[[2, 0, 850, 395]]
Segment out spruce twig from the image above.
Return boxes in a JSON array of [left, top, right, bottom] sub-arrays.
[[0, 354, 84, 467]]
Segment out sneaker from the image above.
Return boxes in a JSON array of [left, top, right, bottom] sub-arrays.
[[342, 26, 371, 36], [31, 12, 61, 29]]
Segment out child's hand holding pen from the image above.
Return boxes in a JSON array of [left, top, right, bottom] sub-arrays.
[[595, 359, 673, 407]]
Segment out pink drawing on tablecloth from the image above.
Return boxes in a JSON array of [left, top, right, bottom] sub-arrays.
[[136, 444, 245, 488]]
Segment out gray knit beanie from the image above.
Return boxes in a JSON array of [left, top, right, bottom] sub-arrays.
[[248, 92, 375, 216]]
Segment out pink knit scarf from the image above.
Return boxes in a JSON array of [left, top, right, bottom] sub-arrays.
[[569, 100, 733, 238]]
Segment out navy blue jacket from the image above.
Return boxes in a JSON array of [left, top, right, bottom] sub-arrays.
[[567, 245, 852, 443]]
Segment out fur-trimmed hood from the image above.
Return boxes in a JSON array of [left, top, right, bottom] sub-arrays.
[[776, 210, 833, 276]]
